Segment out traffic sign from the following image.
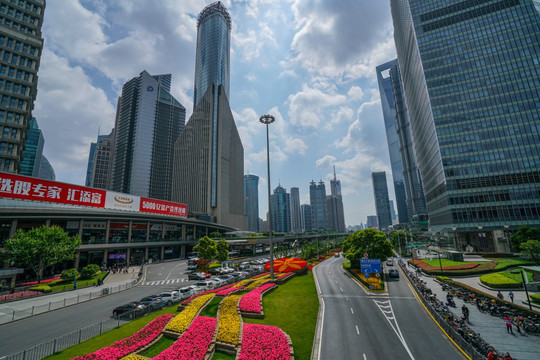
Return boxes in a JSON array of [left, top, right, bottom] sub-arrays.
[[363, 252, 369, 258], [360, 258, 382, 273], [375, 273, 380, 278], [364, 272, 370, 279]]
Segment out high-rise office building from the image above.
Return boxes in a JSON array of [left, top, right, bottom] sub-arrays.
[[111, 71, 185, 200], [85, 134, 107, 187], [389, 200, 397, 224], [290, 187, 302, 233], [372, 171, 392, 230], [19, 117, 43, 177], [377, 60, 409, 224], [327, 168, 346, 232], [270, 185, 290, 233], [0, 0, 45, 173], [301, 204, 312, 232], [391, 0, 540, 249], [310, 180, 328, 230], [244, 174, 259, 232], [172, 1, 246, 229], [90, 130, 114, 190], [366, 215, 378, 229]]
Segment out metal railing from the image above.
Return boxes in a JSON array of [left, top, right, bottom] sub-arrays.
[[0, 280, 137, 325]]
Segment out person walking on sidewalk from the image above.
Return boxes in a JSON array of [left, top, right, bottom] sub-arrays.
[[508, 291, 514, 303], [462, 304, 470, 323], [504, 316, 513, 334], [497, 291, 504, 300]]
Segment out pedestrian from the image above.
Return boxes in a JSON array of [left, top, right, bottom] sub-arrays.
[[73, 281, 78, 290], [497, 291, 504, 300], [504, 316, 513, 334], [508, 291, 514, 303], [512, 316, 522, 334], [476, 297, 483, 312], [461, 304, 470, 323]]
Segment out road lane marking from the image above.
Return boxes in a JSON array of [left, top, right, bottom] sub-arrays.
[[351, 308, 354, 314], [373, 299, 415, 359], [356, 325, 359, 335], [363, 354, 367, 360], [339, 287, 343, 292]]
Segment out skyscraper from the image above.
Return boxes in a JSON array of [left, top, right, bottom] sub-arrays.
[[310, 180, 328, 230], [377, 60, 409, 224], [0, 0, 45, 173], [372, 171, 392, 230], [326, 168, 346, 232], [111, 71, 185, 200], [289, 187, 302, 233], [172, 1, 245, 229], [85, 134, 107, 187], [19, 117, 43, 177], [391, 0, 540, 248], [270, 185, 290, 233], [90, 130, 114, 190], [244, 174, 259, 232], [301, 204, 312, 232]]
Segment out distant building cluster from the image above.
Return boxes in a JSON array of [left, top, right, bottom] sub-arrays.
[[373, 0, 540, 252]]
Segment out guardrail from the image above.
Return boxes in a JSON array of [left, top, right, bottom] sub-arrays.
[[0, 280, 137, 325]]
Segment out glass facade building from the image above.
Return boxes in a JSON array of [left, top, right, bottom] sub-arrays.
[[0, 0, 45, 173], [290, 187, 302, 233], [270, 185, 290, 233], [244, 174, 259, 232], [301, 203, 312, 231], [327, 169, 346, 232], [19, 116, 42, 177], [309, 180, 328, 230], [391, 0, 540, 246], [85, 134, 106, 187], [111, 71, 185, 201], [372, 171, 393, 230]]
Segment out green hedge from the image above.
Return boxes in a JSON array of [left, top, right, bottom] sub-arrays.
[[29, 284, 52, 293], [530, 294, 540, 305], [479, 273, 522, 289]]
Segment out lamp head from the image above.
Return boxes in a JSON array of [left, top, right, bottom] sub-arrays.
[[259, 114, 275, 125]]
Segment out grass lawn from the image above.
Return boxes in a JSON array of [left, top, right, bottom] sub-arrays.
[[140, 335, 175, 357], [199, 296, 223, 318], [43, 306, 179, 360], [491, 258, 535, 270], [243, 272, 319, 360], [211, 351, 236, 360], [422, 259, 468, 267], [498, 269, 534, 283]]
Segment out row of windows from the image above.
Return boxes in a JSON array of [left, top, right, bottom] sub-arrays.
[[0, 94, 24, 109], [3, 0, 41, 13], [0, 141, 14, 155], [447, 171, 540, 189], [1, 50, 34, 69], [449, 188, 539, 205], [0, 35, 38, 56], [0, 79, 27, 96], [0, 15, 37, 35], [420, 0, 494, 22], [445, 160, 540, 177], [441, 143, 539, 164], [0, 3, 38, 25], [451, 204, 540, 223], [0, 109, 22, 123]]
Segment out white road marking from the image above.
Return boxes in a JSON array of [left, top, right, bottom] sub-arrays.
[[363, 354, 367, 360], [351, 308, 354, 314], [356, 325, 360, 335], [339, 287, 343, 292], [373, 299, 415, 359]]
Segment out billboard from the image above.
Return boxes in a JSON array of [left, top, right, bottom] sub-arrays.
[[0, 172, 187, 218]]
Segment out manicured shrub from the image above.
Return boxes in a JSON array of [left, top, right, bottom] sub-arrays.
[[80, 264, 101, 279], [28, 284, 52, 293], [479, 273, 521, 289], [530, 294, 540, 305], [61, 268, 79, 281]]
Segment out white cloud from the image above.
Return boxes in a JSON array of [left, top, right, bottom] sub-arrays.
[[287, 84, 347, 128], [315, 155, 336, 169], [347, 86, 364, 101]]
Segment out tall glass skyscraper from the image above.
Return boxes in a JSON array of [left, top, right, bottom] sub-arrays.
[[372, 171, 393, 230], [244, 174, 259, 232], [271, 185, 290, 233], [309, 180, 328, 230], [85, 134, 107, 187], [0, 0, 45, 173], [327, 168, 346, 232], [172, 2, 245, 229], [301, 204, 312, 231], [290, 187, 302, 233], [111, 71, 185, 200], [19, 117, 43, 177], [391, 0, 540, 250]]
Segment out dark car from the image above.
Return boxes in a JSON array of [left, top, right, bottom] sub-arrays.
[[389, 269, 399, 278], [112, 302, 147, 319], [386, 259, 394, 266], [188, 272, 206, 280], [140, 295, 164, 311]]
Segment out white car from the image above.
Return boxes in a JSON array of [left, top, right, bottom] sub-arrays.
[[193, 280, 214, 291], [158, 291, 179, 306], [176, 286, 193, 299], [187, 285, 203, 294]]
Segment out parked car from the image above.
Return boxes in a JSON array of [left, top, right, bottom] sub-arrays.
[[218, 274, 234, 283], [188, 272, 206, 280], [386, 259, 394, 266], [113, 302, 147, 319], [209, 267, 224, 275], [176, 286, 193, 300], [389, 269, 399, 278], [139, 295, 164, 311], [209, 278, 225, 287], [239, 262, 251, 270], [158, 291, 179, 306], [193, 280, 214, 291], [221, 267, 234, 274], [187, 284, 203, 294], [187, 264, 198, 271]]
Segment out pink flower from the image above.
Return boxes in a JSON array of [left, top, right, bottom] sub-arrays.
[[238, 323, 291, 360], [239, 283, 275, 313]]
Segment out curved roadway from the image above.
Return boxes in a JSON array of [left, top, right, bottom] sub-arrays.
[[314, 256, 467, 360]]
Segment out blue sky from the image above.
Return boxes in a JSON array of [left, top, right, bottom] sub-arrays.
[[33, 0, 397, 227]]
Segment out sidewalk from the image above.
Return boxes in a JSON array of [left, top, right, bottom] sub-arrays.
[[0, 266, 142, 325], [416, 269, 540, 360]]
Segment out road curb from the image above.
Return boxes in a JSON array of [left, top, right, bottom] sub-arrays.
[[310, 262, 324, 360]]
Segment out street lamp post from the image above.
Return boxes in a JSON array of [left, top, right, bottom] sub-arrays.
[[511, 269, 532, 311], [437, 252, 443, 275], [260, 114, 275, 280]]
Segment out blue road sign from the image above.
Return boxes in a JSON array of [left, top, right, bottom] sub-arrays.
[[360, 258, 382, 273]]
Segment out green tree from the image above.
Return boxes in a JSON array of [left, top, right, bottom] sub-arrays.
[[81, 264, 101, 279], [193, 236, 217, 261], [61, 268, 79, 281], [510, 226, 540, 251], [520, 239, 540, 265], [4, 225, 82, 283], [343, 228, 393, 268], [215, 238, 229, 262], [209, 231, 222, 239]]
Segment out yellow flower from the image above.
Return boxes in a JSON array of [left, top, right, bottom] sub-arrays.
[[166, 293, 215, 333], [121, 355, 147, 360], [217, 294, 242, 345], [245, 278, 272, 291]]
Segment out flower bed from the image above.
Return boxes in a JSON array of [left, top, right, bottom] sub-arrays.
[[182, 284, 234, 305], [0, 290, 42, 302], [72, 314, 173, 360], [244, 276, 272, 291], [239, 283, 276, 314], [238, 323, 292, 360], [166, 293, 215, 334], [216, 294, 242, 345], [216, 286, 243, 296], [232, 278, 255, 288], [153, 316, 216, 360]]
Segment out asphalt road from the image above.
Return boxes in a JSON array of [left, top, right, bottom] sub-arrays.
[[0, 259, 195, 356], [314, 256, 467, 360]]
